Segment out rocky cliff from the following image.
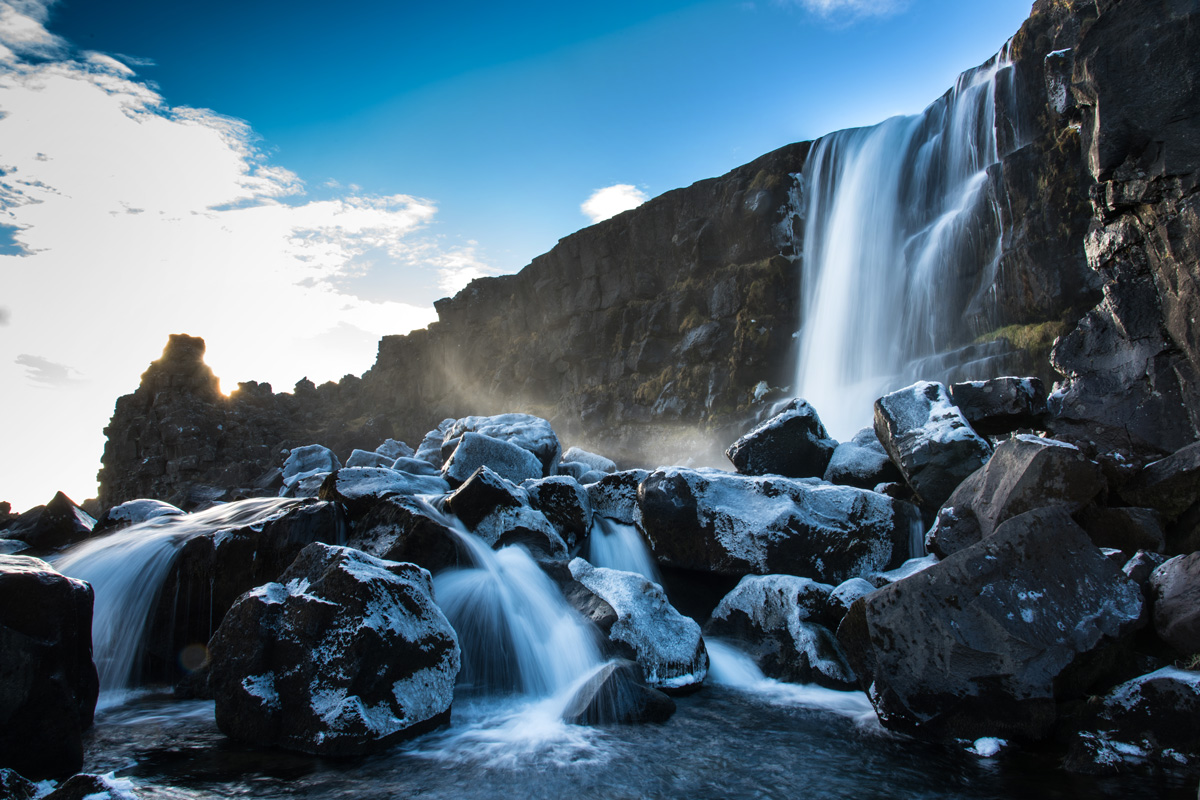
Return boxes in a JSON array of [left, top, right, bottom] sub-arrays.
[[97, 0, 1200, 510]]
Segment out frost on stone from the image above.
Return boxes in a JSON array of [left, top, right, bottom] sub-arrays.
[[569, 557, 707, 690], [104, 498, 184, 526], [561, 446, 617, 475], [282, 444, 342, 488], [968, 737, 1006, 757], [443, 413, 562, 475], [242, 673, 281, 710], [331, 467, 448, 502]]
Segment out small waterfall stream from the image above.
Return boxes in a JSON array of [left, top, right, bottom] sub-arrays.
[[585, 516, 661, 585], [794, 45, 1018, 439]]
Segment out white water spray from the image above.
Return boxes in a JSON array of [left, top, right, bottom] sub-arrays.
[[794, 46, 1018, 439], [586, 516, 661, 585]]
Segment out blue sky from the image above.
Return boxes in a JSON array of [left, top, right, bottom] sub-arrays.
[[1, 0, 1033, 509]]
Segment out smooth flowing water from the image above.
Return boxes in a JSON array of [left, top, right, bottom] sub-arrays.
[[586, 516, 662, 585], [794, 45, 1017, 439], [53, 498, 314, 703]]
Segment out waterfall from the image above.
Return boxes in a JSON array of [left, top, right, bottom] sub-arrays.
[[586, 516, 661, 585], [54, 497, 312, 703], [794, 45, 1018, 439]]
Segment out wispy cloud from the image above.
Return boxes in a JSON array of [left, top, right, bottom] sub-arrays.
[[581, 184, 649, 224], [0, 0, 66, 62], [782, 0, 907, 22], [16, 353, 83, 386]]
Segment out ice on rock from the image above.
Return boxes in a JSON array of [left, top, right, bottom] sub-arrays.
[[282, 445, 342, 490], [345, 449, 395, 469], [375, 439, 415, 461], [561, 446, 617, 475]]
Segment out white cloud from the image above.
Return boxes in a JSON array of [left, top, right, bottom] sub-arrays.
[[785, 0, 906, 21], [581, 184, 648, 224], [0, 12, 491, 508]]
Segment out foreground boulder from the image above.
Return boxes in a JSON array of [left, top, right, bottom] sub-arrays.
[[725, 399, 837, 479], [926, 436, 1105, 558], [1064, 667, 1200, 774], [705, 574, 854, 689], [1149, 553, 1200, 657], [348, 495, 467, 574], [0, 556, 99, 779], [209, 543, 460, 756], [523, 476, 592, 550], [639, 467, 917, 584], [874, 381, 992, 510], [568, 558, 707, 692], [948, 377, 1048, 436], [839, 507, 1145, 741]]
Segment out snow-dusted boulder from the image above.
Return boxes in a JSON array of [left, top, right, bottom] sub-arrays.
[[578, 469, 608, 485], [705, 575, 854, 689], [926, 435, 1105, 558], [561, 659, 675, 725], [93, 498, 184, 534], [0, 770, 34, 800], [318, 468, 449, 517], [1122, 550, 1167, 590], [0, 555, 98, 779], [40, 773, 140, 800], [827, 577, 877, 621], [561, 446, 617, 476], [1149, 553, 1200, 656], [441, 432, 543, 487], [444, 466, 526, 529], [345, 449, 395, 469], [568, 558, 707, 693], [823, 427, 903, 489], [948, 377, 1048, 436], [442, 414, 562, 477], [414, 419, 456, 468], [209, 543, 460, 756], [281, 445, 341, 491], [375, 439, 415, 461], [873, 381, 992, 509], [392, 457, 441, 476], [473, 506, 567, 562], [3, 492, 96, 551], [523, 476, 592, 550], [556, 461, 590, 480], [349, 495, 467, 574], [839, 507, 1146, 741], [725, 399, 837, 479], [586, 469, 648, 525], [638, 468, 918, 584], [1064, 667, 1200, 774]]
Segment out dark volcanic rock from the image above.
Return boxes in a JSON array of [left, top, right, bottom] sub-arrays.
[[926, 435, 1105, 558], [522, 476, 592, 550], [948, 377, 1048, 436], [4, 492, 96, 551], [840, 507, 1145, 742], [568, 558, 707, 693], [443, 466, 526, 529], [0, 769, 35, 800], [209, 543, 460, 757], [705, 574, 854, 690], [442, 414, 562, 477], [1074, 505, 1165, 556], [823, 427, 903, 490], [349, 495, 467, 574], [42, 773, 141, 800], [0, 555, 98, 779], [1148, 553, 1200, 657], [441, 432, 544, 487], [317, 467, 448, 517], [724, 398, 837, 479], [1119, 441, 1200, 522], [638, 467, 917, 584], [874, 381, 993, 511], [586, 469, 649, 525]]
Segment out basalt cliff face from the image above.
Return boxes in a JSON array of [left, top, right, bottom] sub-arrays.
[[98, 0, 1200, 510]]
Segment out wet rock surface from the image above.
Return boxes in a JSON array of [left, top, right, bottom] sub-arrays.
[[724, 399, 837, 479], [208, 543, 460, 756]]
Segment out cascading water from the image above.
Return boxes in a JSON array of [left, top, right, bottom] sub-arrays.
[[793, 45, 1018, 439], [53, 497, 314, 704], [585, 516, 661, 585]]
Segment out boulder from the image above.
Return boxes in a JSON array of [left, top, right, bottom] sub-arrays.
[[375, 439, 415, 461], [568, 558, 707, 692], [638, 467, 918, 584], [281, 445, 341, 491], [317, 467, 449, 517], [1148, 553, 1200, 656], [1064, 667, 1200, 774], [442, 414, 562, 477], [705, 574, 854, 689], [839, 507, 1145, 741], [349, 495, 468, 574], [92, 499, 184, 535], [523, 476, 592, 550], [443, 466, 526, 529], [1120, 441, 1200, 520], [578, 469, 608, 485], [561, 446, 617, 476], [472, 506, 567, 562], [208, 543, 460, 756], [561, 659, 675, 725], [413, 419, 455, 468], [0, 555, 98, 779], [926, 435, 1105, 558], [823, 427, 903, 489], [3, 492, 96, 551], [41, 773, 140, 800], [1122, 550, 1167, 591], [441, 432, 544, 487], [586, 470, 649, 525], [725, 399, 837, 479], [1075, 505, 1166, 556], [0, 769, 35, 800], [345, 449, 395, 469], [391, 457, 441, 476], [827, 577, 876, 623], [948, 377, 1048, 436], [873, 381, 993, 510]]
